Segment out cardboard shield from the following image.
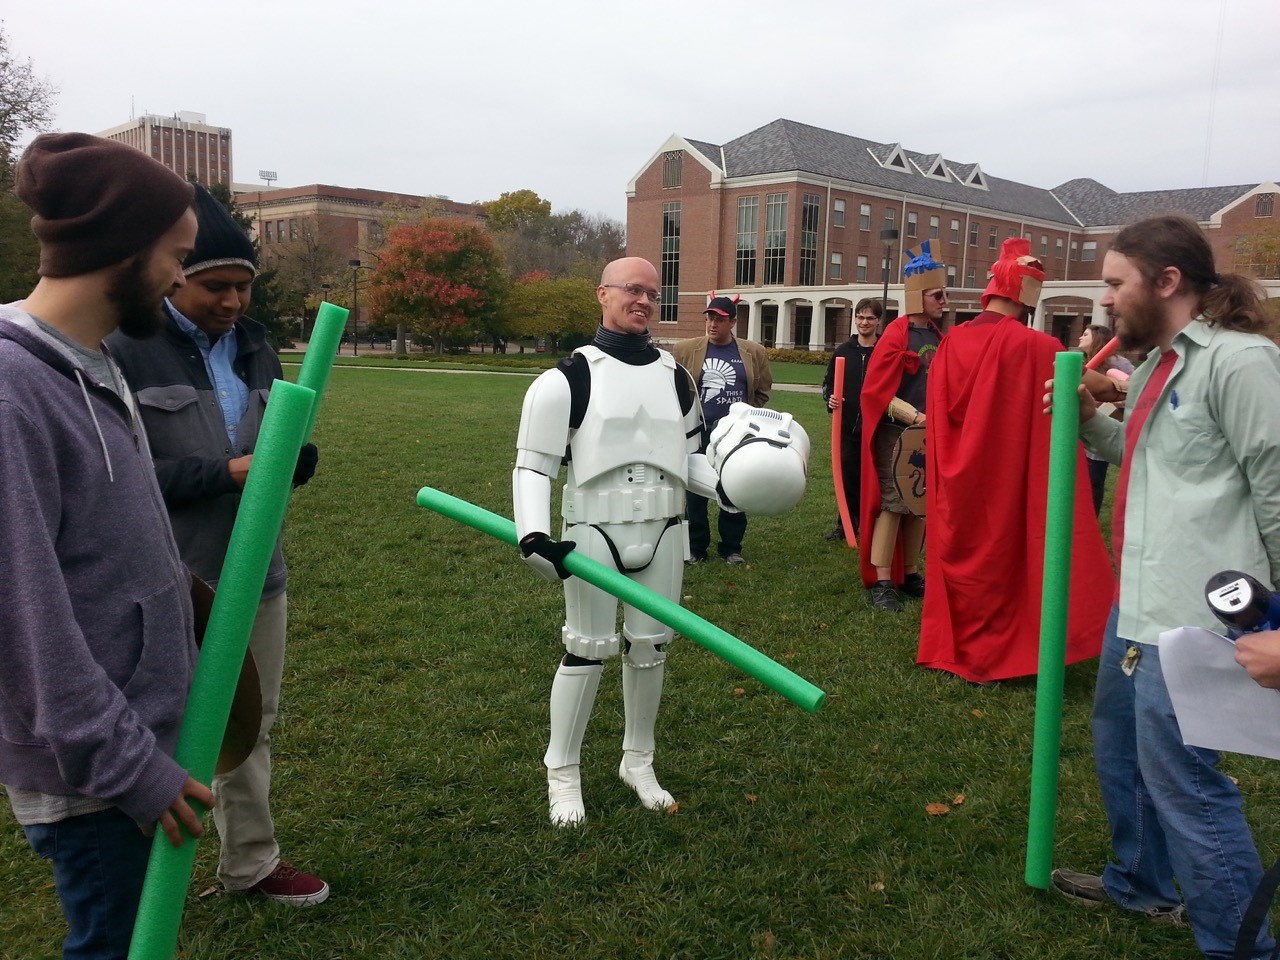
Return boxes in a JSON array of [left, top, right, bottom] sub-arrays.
[[191, 575, 263, 775], [891, 424, 927, 517]]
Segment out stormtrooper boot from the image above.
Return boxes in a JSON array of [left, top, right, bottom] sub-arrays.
[[544, 662, 603, 827], [619, 655, 676, 812]]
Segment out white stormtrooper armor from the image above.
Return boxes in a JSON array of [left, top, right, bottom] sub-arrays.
[[513, 345, 708, 826], [707, 403, 811, 516]]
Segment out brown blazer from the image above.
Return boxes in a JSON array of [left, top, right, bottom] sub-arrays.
[[670, 335, 773, 409]]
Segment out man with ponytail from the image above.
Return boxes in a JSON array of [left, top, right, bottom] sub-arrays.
[[1051, 215, 1280, 959]]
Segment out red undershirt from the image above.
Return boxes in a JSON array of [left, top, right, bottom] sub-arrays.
[[1110, 349, 1178, 603]]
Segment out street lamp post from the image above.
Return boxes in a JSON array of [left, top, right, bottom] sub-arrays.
[[347, 259, 375, 356], [349, 260, 361, 356], [879, 228, 899, 316]]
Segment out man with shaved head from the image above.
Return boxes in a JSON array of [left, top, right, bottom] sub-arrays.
[[512, 257, 710, 826]]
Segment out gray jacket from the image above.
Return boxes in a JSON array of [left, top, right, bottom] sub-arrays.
[[0, 307, 196, 826], [106, 313, 287, 596]]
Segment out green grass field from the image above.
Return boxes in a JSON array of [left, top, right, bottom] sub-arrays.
[[278, 352, 829, 387], [4, 366, 1276, 959]]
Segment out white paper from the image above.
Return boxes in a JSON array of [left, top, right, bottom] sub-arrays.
[[1161, 626, 1280, 762]]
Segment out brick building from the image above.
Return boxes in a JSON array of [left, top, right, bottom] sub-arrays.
[[626, 119, 1278, 347], [97, 112, 233, 187], [231, 184, 487, 264], [229, 184, 488, 336]]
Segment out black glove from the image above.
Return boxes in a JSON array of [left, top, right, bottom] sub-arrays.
[[519, 532, 576, 580], [293, 443, 319, 487]]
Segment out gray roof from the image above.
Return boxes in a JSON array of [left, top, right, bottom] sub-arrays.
[[684, 119, 1261, 229], [685, 139, 722, 166], [1050, 178, 1259, 227]]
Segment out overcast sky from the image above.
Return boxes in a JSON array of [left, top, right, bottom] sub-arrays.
[[9, 1, 1279, 223]]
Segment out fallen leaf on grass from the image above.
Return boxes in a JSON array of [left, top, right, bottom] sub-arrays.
[[952, 794, 966, 806], [733, 688, 746, 695], [925, 803, 951, 816], [972, 708, 984, 717], [761, 932, 777, 951], [869, 744, 880, 755], [744, 793, 758, 803], [870, 881, 886, 892]]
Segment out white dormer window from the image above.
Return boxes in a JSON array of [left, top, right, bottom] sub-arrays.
[[870, 143, 912, 173], [922, 156, 951, 181]]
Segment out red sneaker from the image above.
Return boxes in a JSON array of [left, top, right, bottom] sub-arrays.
[[247, 861, 329, 906]]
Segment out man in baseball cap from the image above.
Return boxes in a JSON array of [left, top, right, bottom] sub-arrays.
[[672, 294, 773, 564]]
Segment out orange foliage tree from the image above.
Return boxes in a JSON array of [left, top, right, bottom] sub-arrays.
[[366, 218, 507, 353]]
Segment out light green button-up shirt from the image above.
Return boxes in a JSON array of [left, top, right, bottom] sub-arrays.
[[1080, 319, 1280, 646]]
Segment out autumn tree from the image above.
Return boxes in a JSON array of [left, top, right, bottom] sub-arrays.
[[366, 218, 507, 354], [485, 189, 552, 232], [269, 214, 349, 332], [1236, 219, 1280, 280], [0, 23, 58, 302], [502, 272, 599, 352], [490, 207, 626, 283]]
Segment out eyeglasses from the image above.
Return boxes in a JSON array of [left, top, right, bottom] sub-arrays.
[[601, 283, 661, 304], [925, 291, 948, 302]]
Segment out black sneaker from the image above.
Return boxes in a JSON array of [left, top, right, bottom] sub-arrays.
[[901, 572, 925, 598], [868, 580, 901, 612]]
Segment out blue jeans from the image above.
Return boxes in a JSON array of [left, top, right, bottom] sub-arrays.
[[1093, 605, 1274, 959], [685, 492, 747, 559], [23, 807, 152, 960]]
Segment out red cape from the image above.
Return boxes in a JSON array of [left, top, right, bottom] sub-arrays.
[[858, 316, 941, 587], [918, 313, 1112, 683]]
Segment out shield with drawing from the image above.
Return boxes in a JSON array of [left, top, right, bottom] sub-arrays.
[[891, 424, 927, 517]]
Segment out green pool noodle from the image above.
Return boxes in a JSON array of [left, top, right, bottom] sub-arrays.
[[1025, 351, 1083, 889], [128, 380, 316, 960], [415, 486, 826, 714], [295, 301, 349, 442]]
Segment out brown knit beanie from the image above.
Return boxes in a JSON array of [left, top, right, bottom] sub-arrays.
[[15, 132, 196, 278]]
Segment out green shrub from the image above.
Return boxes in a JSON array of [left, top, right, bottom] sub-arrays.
[[767, 347, 831, 365]]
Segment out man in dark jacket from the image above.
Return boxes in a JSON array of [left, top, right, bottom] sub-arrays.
[[108, 185, 327, 907], [821, 297, 882, 541], [0, 133, 212, 960]]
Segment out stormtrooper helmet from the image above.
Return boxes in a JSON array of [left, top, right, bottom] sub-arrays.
[[708, 404, 810, 516]]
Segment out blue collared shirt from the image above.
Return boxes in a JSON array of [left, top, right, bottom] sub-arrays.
[[166, 300, 250, 448]]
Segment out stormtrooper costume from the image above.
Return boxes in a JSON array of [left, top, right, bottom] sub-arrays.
[[513, 327, 718, 827]]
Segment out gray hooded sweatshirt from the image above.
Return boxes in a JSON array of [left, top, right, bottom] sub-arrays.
[[0, 305, 196, 827]]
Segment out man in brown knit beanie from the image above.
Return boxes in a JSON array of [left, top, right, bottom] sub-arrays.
[[0, 132, 209, 960]]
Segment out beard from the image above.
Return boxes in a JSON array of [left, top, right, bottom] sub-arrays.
[[108, 257, 170, 340], [1113, 285, 1163, 353]]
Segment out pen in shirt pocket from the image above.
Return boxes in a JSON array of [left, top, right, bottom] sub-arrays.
[[1170, 390, 1179, 409]]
